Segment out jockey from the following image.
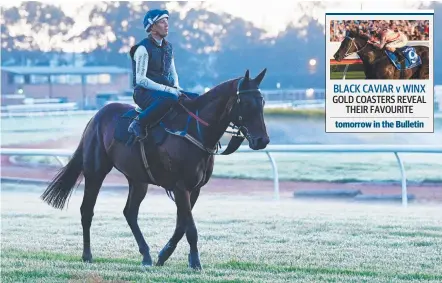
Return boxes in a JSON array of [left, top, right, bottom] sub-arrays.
[[128, 9, 199, 139], [368, 23, 408, 63]]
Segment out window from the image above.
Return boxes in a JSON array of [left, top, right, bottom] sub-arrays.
[[85, 74, 111, 84], [50, 75, 82, 84], [13, 75, 25, 84], [30, 75, 49, 84]]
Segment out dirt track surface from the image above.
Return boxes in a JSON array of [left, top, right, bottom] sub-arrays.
[[2, 136, 442, 202]]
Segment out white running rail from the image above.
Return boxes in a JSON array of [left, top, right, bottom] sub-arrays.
[[2, 144, 442, 206]]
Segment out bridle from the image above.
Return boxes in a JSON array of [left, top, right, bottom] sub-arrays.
[[173, 77, 264, 155], [206, 77, 264, 155], [342, 35, 369, 58]]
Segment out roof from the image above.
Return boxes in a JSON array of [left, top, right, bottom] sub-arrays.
[[0, 66, 131, 75]]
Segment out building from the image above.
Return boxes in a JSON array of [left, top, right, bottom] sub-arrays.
[[1, 66, 131, 109], [261, 88, 326, 101]]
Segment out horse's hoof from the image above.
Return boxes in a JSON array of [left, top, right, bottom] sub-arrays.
[[191, 265, 202, 271], [156, 254, 166, 267], [156, 242, 176, 267], [155, 260, 164, 267], [142, 262, 153, 267], [188, 251, 202, 271], [82, 249, 93, 263], [142, 253, 153, 266], [142, 260, 153, 267]]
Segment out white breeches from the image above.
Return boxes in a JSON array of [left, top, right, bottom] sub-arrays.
[[386, 33, 408, 49]]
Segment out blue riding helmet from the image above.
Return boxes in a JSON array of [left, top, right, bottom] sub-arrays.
[[143, 9, 169, 32]]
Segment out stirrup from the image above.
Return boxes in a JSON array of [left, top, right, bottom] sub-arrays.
[[135, 124, 149, 141], [132, 129, 148, 142], [129, 120, 148, 141], [137, 132, 148, 141]]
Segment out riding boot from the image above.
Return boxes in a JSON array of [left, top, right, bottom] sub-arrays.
[[128, 116, 145, 139], [395, 49, 406, 65], [394, 49, 407, 79], [128, 98, 176, 139]]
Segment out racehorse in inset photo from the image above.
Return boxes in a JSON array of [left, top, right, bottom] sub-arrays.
[[333, 27, 429, 80], [40, 69, 270, 270]]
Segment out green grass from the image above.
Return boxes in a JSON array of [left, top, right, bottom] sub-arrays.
[[2, 187, 442, 282], [263, 108, 324, 117], [331, 71, 366, 79]]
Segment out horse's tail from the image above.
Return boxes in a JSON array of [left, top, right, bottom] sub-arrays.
[[40, 120, 90, 210]]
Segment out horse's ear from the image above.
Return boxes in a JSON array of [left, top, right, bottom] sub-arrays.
[[244, 69, 250, 81], [253, 68, 267, 86]]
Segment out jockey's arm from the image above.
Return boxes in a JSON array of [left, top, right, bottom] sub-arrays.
[[372, 33, 387, 49], [133, 45, 180, 96], [170, 57, 182, 90]]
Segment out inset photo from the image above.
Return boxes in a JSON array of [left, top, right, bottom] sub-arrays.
[[329, 20, 430, 80]]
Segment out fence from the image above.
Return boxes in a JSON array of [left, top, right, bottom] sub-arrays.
[[2, 144, 442, 206]]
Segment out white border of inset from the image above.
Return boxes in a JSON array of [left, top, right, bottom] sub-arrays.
[[325, 10, 434, 133]]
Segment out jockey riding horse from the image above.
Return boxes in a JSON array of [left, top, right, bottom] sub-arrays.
[[367, 22, 409, 67], [128, 9, 199, 139]]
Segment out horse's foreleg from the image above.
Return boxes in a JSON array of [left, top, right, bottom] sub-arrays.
[[156, 188, 201, 270], [186, 188, 201, 270], [123, 180, 152, 266]]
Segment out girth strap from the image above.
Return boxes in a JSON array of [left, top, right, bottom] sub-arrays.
[[139, 141, 157, 184]]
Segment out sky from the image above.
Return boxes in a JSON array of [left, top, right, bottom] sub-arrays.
[[1, 0, 438, 52], [2, 0, 437, 36]]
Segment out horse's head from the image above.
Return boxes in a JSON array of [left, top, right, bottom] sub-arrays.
[[333, 27, 368, 61], [230, 69, 270, 150]]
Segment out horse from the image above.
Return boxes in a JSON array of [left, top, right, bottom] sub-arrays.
[[40, 68, 270, 271], [333, 28, 429, 80]]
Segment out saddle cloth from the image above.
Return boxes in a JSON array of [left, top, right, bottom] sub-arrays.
[[385, 46, 422, 70], [113, 107, 173, 147]]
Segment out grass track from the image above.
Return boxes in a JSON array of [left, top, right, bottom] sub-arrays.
[[2, 185, 442, 282], [331, 71, 365, 79]]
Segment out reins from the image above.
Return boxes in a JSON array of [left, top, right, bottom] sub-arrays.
[[168, 78, 261, 155]]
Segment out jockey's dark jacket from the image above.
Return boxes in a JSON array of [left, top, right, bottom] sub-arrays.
[[129, 34, 175, 88]]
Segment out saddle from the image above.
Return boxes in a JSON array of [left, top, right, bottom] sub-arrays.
[[114, 97, 195, 148], [385, 46, 422, 71], [112, 86, 247, 184], [112, 98, 211, 185]]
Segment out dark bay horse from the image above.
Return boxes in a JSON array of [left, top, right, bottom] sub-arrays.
[[333, 28, 429, 79], [40, 69, 270, 270]]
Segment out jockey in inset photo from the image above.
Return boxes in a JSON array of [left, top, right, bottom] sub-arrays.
[[367, 21, 409, 64]]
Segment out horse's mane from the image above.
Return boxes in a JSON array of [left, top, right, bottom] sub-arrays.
[[354, 32, 386, 58], [348, 30, 370, 42], [357, 33, 370, 42], [193, 77, 239, 108]]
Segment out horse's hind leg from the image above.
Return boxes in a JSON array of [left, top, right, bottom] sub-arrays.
[[81, 128, 113, 262], [123, 179, 152, 266], [80, 173, 109, 263]]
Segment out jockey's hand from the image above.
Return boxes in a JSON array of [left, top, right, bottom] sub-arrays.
[[165, 86, 181, 97]]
